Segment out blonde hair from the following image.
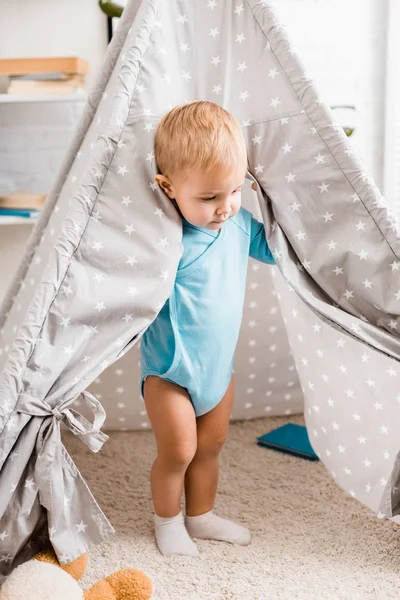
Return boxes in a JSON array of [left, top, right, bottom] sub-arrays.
[[154, 101, 248, 178]]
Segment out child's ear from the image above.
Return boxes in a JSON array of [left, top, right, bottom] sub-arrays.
[[155, 175, 174, 199]]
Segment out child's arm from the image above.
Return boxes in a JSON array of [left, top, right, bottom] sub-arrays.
[[249, 215, 275, 264]]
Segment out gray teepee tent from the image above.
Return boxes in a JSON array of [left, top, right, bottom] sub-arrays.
[[1, 0, 400, 579]]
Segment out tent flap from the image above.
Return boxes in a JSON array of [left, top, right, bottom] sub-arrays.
[[1, 0, 400, 578]]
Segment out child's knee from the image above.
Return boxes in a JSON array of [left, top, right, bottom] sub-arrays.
[[159, 441, 197, 470], [196, 432, 227, 460]]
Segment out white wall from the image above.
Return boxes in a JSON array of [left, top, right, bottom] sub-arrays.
[[269, 0, 387, 190]]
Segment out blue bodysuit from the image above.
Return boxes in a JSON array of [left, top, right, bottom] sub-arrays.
[[140, 207, 275, 416]]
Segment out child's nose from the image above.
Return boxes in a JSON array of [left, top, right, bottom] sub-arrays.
[[216, 198, 232, 215]]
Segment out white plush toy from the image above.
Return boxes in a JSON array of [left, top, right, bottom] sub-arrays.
[[0, 550, 153, 600], [0, 559, 84, 600]]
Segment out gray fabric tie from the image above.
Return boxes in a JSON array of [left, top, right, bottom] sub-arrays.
[[15, 390, 109, 452]]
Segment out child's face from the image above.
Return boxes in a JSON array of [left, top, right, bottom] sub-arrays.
[[156, 166, 246, 231]]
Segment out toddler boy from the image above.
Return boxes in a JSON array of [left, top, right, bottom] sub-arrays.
[[140, 101, 275, 556]]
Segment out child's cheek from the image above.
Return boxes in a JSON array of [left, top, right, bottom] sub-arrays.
[[199, 204, 213, 221], [233, 194, 242, 214]]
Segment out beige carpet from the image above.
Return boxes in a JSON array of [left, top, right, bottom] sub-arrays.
[[64, 415, 400, 600]]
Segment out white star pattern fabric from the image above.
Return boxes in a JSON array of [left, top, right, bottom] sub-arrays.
[[1, 0, 400, 579]]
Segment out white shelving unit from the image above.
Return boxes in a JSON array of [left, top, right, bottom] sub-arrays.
[[0, 216, 39, 225], [0, 89, 86, 305], [0, 90, 87, 104], [0, 91, 87, 227]]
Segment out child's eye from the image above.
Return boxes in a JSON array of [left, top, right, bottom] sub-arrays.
[[201, 196, 216, 201]]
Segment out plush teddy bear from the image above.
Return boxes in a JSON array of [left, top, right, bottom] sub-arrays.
[[0, 549, 152, 600]]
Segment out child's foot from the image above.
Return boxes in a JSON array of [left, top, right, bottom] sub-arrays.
[[154, 511, 199, 557], [185, 510, 251, 545]]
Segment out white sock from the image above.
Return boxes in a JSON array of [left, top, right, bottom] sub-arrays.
[[154, 511, 199, 557], [185, 510, 251, 546]]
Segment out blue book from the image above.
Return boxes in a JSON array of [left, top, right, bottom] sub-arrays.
[[0, 208, 39, 218], [257, 423, 319, 461]]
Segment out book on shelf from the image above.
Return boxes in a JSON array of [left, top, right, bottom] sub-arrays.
[[7, 83, 86, 95], [0, 207, 40, 219], [0, 57, 90, 76], [0, 192, 46, 210], [8, 72, 85, 81], [0, 57, 89, 96]]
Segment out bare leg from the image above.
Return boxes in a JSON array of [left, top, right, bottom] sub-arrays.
[[184, 377, 251, 546], [184, 377, 234, 516], [143, 376, 198, 556]]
